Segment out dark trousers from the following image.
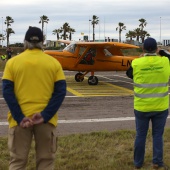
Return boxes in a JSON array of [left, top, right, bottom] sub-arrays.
[[134, 109, 168, 167]]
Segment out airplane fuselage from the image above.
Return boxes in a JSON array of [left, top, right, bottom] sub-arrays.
[[46, 52, 138, 72], [44, 41, 139, 85]]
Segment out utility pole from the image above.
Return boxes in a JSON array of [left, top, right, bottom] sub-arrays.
[[160, 17, 161, 44], [89, 19, 91, 42], [1, 17, 3, 48]]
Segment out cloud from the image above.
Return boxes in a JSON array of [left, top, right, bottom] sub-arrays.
[[1, 0, 170, 45]]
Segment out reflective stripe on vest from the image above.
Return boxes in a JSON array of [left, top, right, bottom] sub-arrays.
[[134, 82, 169, 88], [134, 91, 169, 98]]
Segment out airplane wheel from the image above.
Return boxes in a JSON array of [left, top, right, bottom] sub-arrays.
[[75, 73, 84, 82], [88, 76, 98, 85]]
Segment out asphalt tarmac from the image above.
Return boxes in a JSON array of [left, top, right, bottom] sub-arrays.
[[0, 71, 170, 137]]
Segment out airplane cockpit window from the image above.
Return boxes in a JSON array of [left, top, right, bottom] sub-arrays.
[[79, 47, 86, 56], [63, 43, 76, 53], [80, 48, 96, 65], [103, 49, 113, 57]]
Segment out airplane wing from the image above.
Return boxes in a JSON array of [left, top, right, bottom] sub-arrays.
[[58, 39, 72, 44], [58, 40, 139, 49], [75, 41, 139, 48]]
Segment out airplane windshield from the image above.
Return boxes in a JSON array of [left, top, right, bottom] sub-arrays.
[[63, 43, 76, 53]]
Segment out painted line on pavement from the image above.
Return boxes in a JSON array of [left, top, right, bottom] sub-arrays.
[[0, 116, 170, 125], [97, 75, 134, 85], [66, 76, 134, 97], [0, 96, 80, 100]]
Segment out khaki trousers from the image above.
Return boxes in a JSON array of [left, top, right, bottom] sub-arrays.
[[8, 123, 57, 170]]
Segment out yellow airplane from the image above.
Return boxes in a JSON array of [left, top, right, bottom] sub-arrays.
[[44, 40, 139, 85]]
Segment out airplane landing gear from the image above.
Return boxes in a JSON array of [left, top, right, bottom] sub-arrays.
[[88, 76, 98, 85], [75, 72, 98, 85], [75, 73, 84, 82]]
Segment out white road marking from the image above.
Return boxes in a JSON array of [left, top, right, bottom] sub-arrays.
[[59, 117, 135, 123], [0, 122, 8, 125], [0, 117, 135, 126], [97, 75, 134, 85], [0, 97, 80, 100], [0, 116, 170, 125]]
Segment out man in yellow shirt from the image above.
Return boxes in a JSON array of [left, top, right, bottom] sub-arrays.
[[2, 26, 66, 170]]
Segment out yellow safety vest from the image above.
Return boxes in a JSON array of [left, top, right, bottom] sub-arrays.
[[132, 56, 170, 112], [1, 55, 7, 60]]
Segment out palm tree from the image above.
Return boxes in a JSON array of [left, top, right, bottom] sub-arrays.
[[68, 28, 75, 40], [91, 15, 99, 42], [125, 31, 136, 42], [61, 23, 70, 40], [116, 22, 126, 42], [39, 15, 49, 41], [139, 18, 147, 42], [6, 28, 15, 38], [0, 33, 5, 47], [141, 30, 150, 43], [60, 23, 75, 40], [52, 29, 62, 40], [4, 16, 14, 47], [6, 28, 15, 47], [133, 28, 141, 41]]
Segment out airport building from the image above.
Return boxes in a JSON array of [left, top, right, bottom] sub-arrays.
[[46, 40, 61, 48], [163, 39, 170, 46]]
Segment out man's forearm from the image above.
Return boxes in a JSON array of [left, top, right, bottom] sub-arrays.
[[41, 80, 66, 123], [126, 66, 133, 79], [2, 79, 25, 124]]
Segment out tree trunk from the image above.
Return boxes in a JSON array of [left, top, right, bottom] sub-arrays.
[[119, 31, 121, 42], [93, 25, 95, 42]]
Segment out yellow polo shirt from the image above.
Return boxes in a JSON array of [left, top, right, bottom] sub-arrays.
[[2, 49, 65, 127]]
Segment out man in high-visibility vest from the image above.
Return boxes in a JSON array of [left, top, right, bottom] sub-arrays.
[[126, 38, 169, 170], [1, 55, 7, 60]]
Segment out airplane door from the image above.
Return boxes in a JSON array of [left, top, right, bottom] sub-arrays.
[[79, 48, 96, 65]]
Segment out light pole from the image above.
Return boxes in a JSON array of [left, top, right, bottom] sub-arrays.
[[45, 22, 48, 46], [1, 17, 3, 48], [98, 20, 100, 41], [160, 17, 161, 44], [89, 19, 91, 42], [104, 17, 105, 41]]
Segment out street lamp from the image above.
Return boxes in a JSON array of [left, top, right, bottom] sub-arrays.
[[45, 22, 48, 46], [1, 17, 3, 47], [104, 17, 105, 41], [160, 17, 161, 44], [89, 19, 91, 42], [98, 20, 100, 41]]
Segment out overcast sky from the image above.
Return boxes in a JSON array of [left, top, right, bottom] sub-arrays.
[[1, 0, 170, 46]]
